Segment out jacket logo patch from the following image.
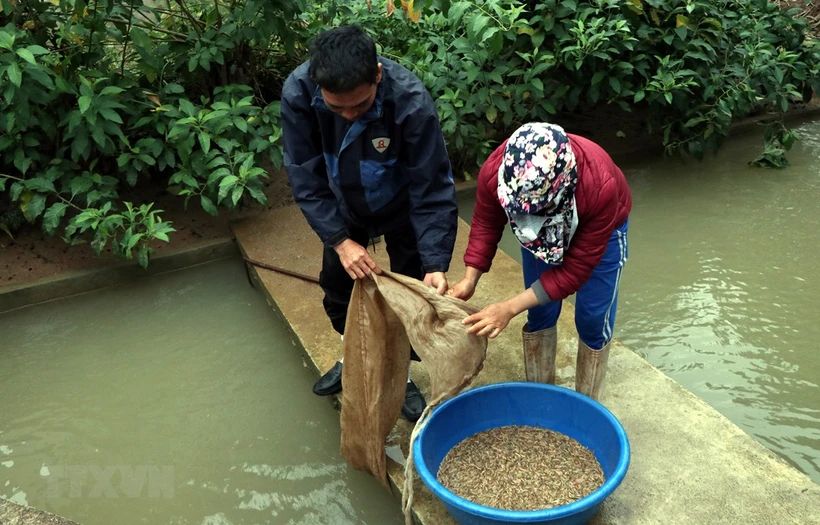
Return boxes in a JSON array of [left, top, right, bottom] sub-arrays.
[[372, 137, 390, 153]]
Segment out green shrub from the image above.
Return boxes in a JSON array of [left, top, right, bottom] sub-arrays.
[[316, 0, 820, 173], [3, 0, 819, 265], [0, 0, 305, 265]]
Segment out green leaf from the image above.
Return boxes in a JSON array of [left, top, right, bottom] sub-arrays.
[[163, 83, 185, 94], [100, 86, 124, 96], [591, 71, 606, 86], [0, 32, 15, 51], [782, 131, 797, 151], [200, 194, 218, 216], [179, 99, 196, 117], [138, 246, 150, 269], [91, 233, 108, 255], [26, 67, 54, 90], [207, 156, 228, 169], [137, 154, 155, 166], [218, 175, 239, 203], [198, 132, 211, 154], [634, 90, 646, 103], [24, 193, 47, 222], [246, 184, 268, 205], [7, 61, 21, 87], [486, 106, 497, 123], [126, 232, 143, 252], [0, 177, 6, 192], [10, 181, 23, 201], [531, 78, 544, 92], [14, 152, 32, 175], [99, 108, 123, 124], [206, 167, 232, 186], [70, 176, 94, 197], [43, 202, 68, 235], [470, 14, 491, 40], [153, 231, 170, 242], [232, 117, 248, 133], [487, 70, 504, 85], [163, 150, 176, 169], [625, 0, 643, 14], [3, 82, 15, 105], [231, 185, 244, 206], [240, 154, 255, 176], [180, 173, 198, 189], [167, 124, 188, 140], [25, 177, 56, 193], [91, 126, 107, 148], [16, 48, 36, 65], [608, 76, 621, 94], [27, 45, 49, 56], [481, 27, 499, 44], [684, 117, 705, 128], [78, 95, 92, 114], [664, 92, 673, 104]]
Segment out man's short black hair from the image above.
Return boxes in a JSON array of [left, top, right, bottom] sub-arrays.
[[308, 25, 379, 94]]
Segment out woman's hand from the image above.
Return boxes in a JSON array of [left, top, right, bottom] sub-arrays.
[[447, 266, 484, 301], [448, 277, 477, 301], [463, 301, 516, 339], [462, 288, 541, 339]]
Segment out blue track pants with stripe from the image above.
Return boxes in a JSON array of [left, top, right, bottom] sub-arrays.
[[522, 218, 629, 350]]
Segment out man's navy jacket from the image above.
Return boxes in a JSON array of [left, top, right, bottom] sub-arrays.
[[280, 57, 458, 273]]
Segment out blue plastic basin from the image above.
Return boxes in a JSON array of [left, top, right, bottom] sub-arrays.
[[413, 382, 630, 525]]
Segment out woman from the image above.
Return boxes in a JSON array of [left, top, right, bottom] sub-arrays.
[[449, 122, 632, 400]]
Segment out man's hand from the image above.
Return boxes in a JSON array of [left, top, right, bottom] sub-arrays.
[[462, 301, 516, 339], [423, 272, 448, 295], [448, 277, 477, 301], [334, 239, 381, 280]]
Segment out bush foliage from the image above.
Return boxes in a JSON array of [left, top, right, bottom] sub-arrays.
[[1, 0, 818, 264]]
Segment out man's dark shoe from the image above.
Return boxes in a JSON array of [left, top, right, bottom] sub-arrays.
[[402, 381, 427, 422], [313, 361, 343, 396]]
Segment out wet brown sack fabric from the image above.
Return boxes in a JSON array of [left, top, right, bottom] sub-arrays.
[[340, 271, 488, 507]]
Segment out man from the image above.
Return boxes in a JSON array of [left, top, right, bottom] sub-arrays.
[[280, 25, 458, 422]]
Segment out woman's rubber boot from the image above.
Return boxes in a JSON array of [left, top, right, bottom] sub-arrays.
[[575, 340, 611, 401], [522, 324, 557, 384]]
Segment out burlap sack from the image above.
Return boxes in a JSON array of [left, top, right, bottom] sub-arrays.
[[340, 270, 488, 490]]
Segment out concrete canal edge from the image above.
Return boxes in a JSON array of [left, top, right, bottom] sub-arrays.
[[0, 499, 80, 525], [0, 238, 238, 314]]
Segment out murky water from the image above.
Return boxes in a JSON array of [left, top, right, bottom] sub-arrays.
[[458, 119, 820, 483], [0, 258, 404, 525]]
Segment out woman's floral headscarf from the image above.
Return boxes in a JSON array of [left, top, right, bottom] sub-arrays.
[[497, 122, 579, 265]]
